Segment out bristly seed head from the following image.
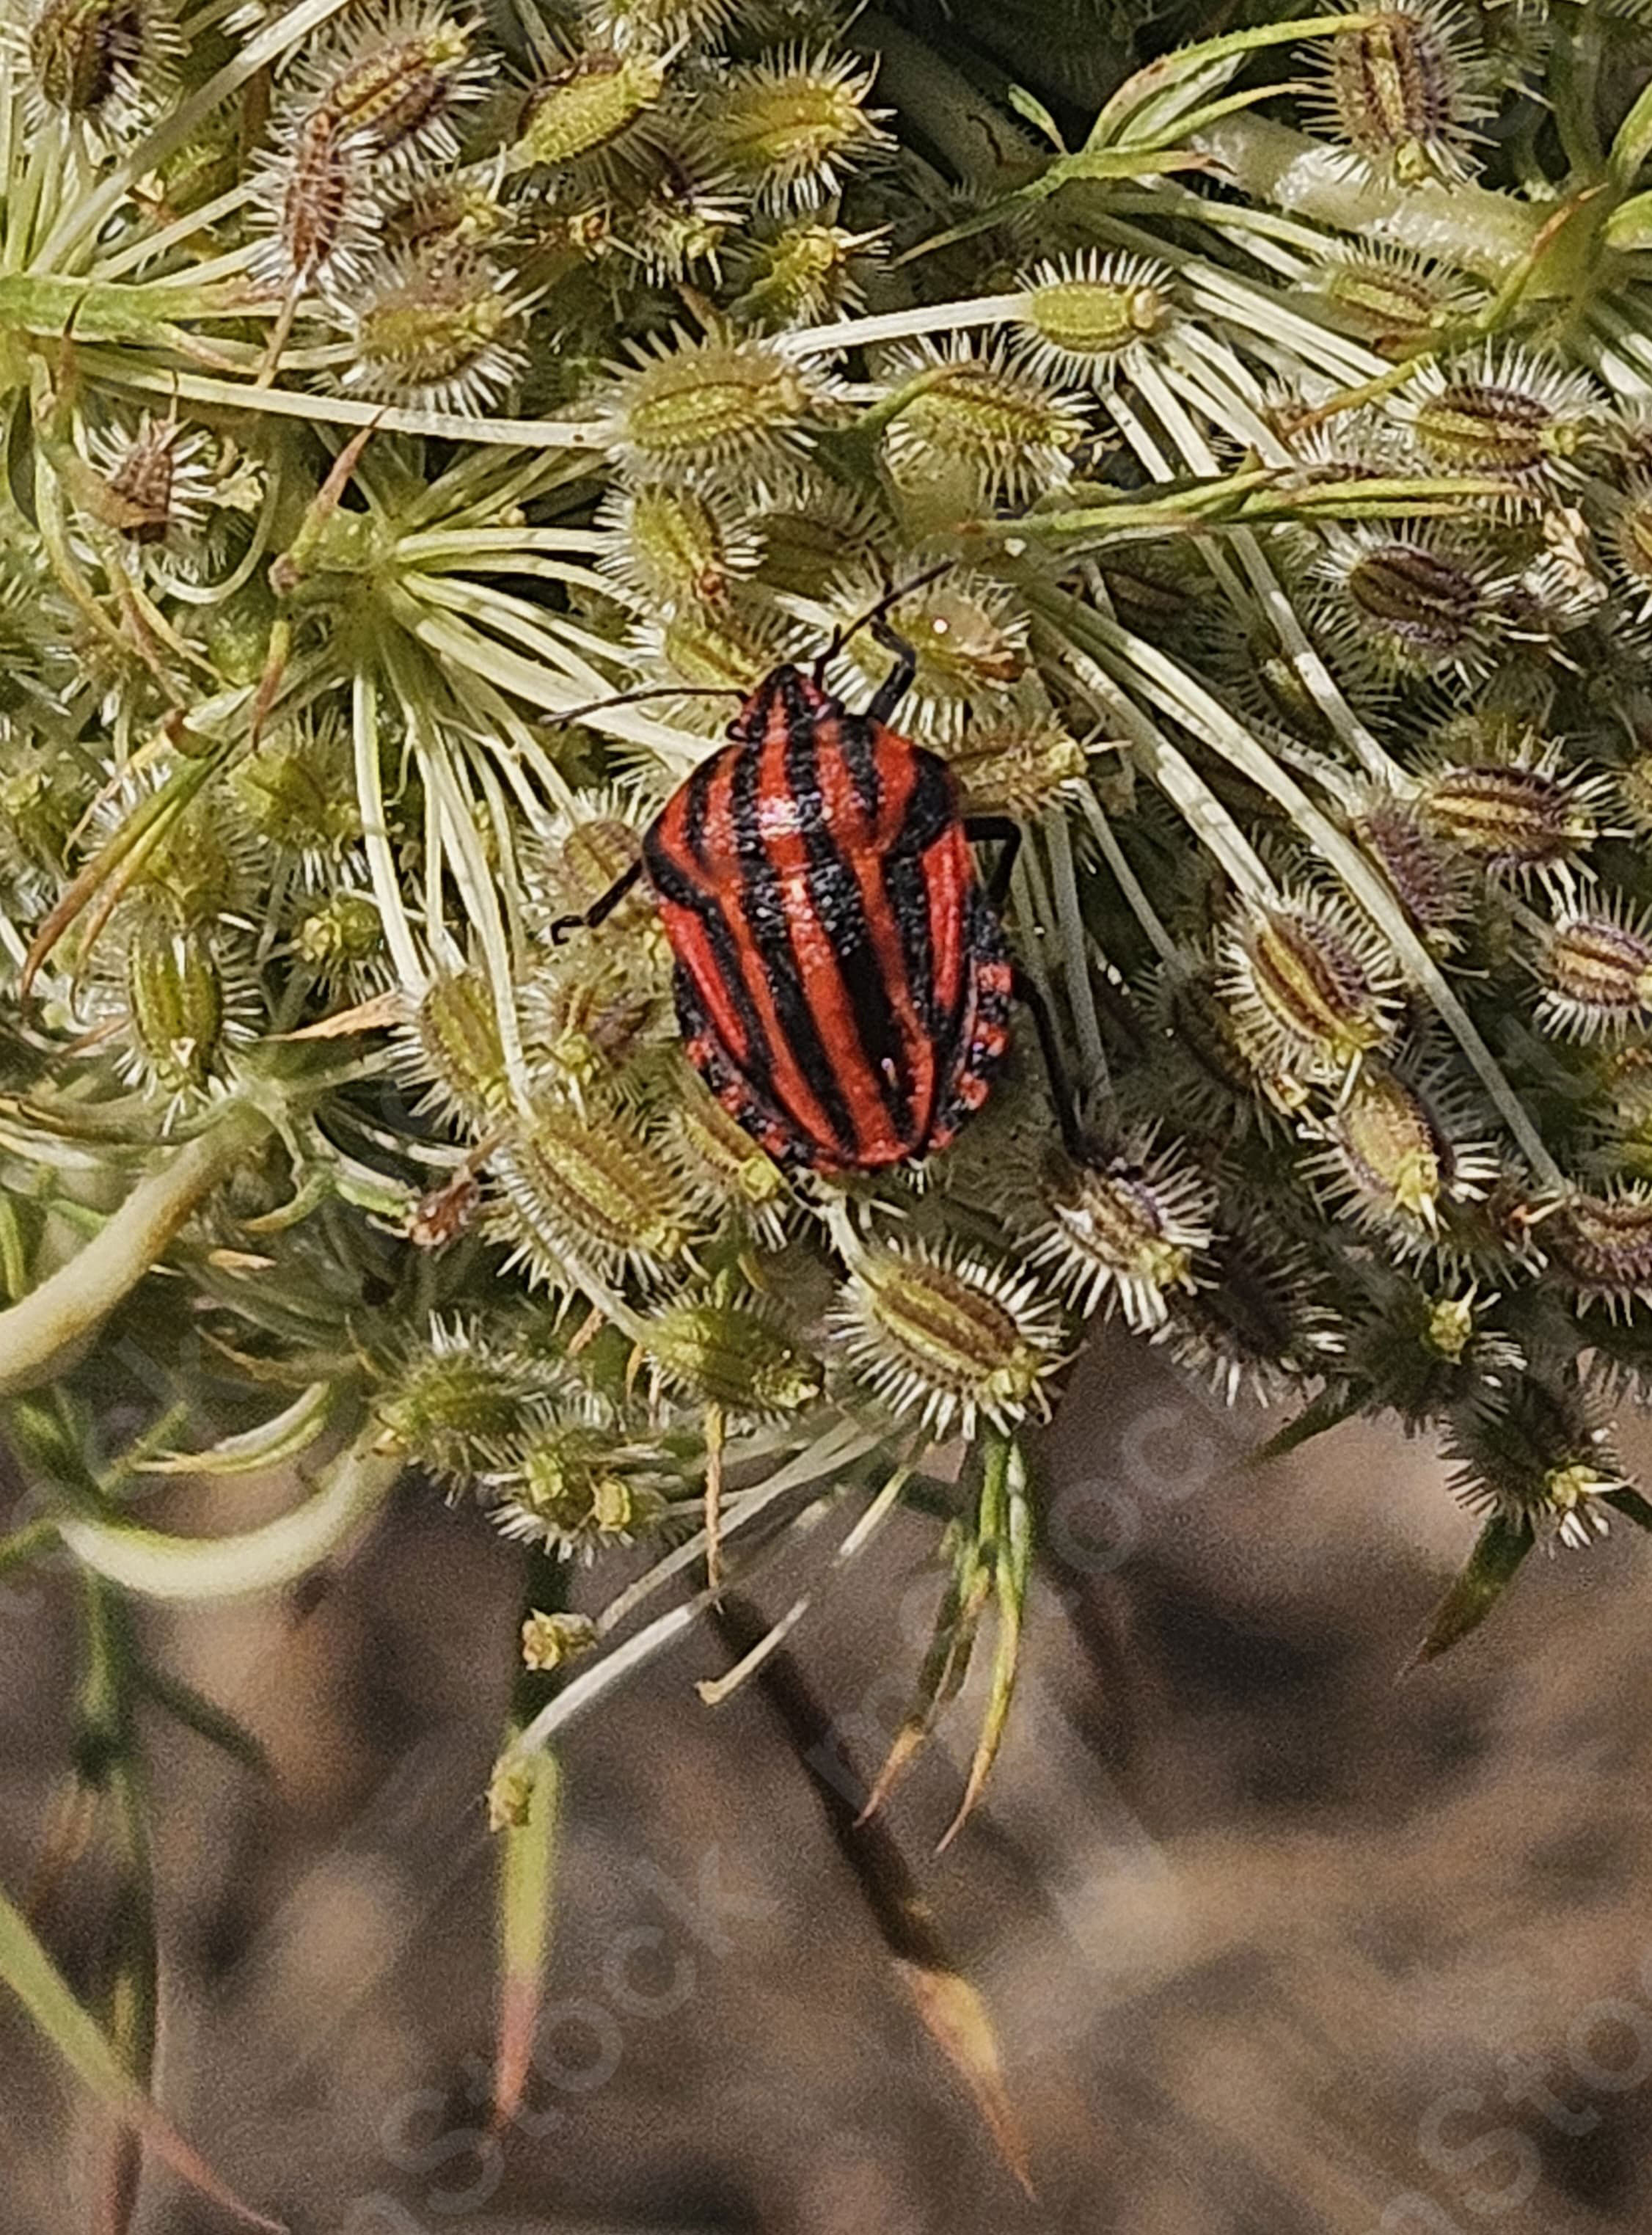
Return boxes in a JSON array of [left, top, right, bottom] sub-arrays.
[[1222, 893, 1403, 1086], [120, 914, 241, 1107], [87, 414, 212, 547], [1306, 243, 1474, 355], [514, 48, 668, 168], [1304, 1, 1491, 184], [1353, 790, 1473, 946], [832, 1237, 1064, 1438], [1401, 345, 1601, 490], [29, 0, 172, 131], [940, 711, 1087, 820], [1416, 744, 1607, 890], [1314, 530, 1505, 681], [1446, 1378, 1623, 1549], [521, 1609, 599, 1670], [878, 337, 1088, 507], [250, 109, 381, 294], [602, 328, 827, 475], [235, 711, 362, 885], [339, 249, 527, 416], [489, 1422, 668, 1557], [490, 1091, 690, 1282], [1539, 1185, 1652, 1317], [412, 965, 515, 1125], [596, 478, 761, 614], [1029, 1133, 1215, 1331], [1605, 475, 1652, 621], [698, 45, 888, 211], [1015, 250, 1174, 388], [657, 1079, 791, 1247], [729, 219, 877, 328], [376, 1317, 558, 1486], [1535, 905, 1652, 1040], [1304, 1062, 1494, 1247], [296, 4, 486, 169], [643, 1293, 822, 1414], [831, 568, 1028, 741]]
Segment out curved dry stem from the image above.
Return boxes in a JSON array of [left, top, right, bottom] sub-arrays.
[[0, 1103, 269, 1397]]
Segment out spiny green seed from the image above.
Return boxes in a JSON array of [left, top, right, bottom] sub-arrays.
[[355, 265, 513, 392], [1413, 382, 1553, 473], [521, 1609, 599, 1670], [1331, 1068, 1443, 1221], [625, 486, 742, 607], [942, 714, 1086, 819], [670, 1091, 788, 1216], [516, 52, 666, 167], [379, 1347, 541, 1479], [1540, 916, 1652, 1030], [860, 1254, 1045, 1418], [646, 1301, 821, 1413], [1320, 255, 1452, 350], [418, 968, 512, 1118], [317, 22, 471, 154], [296, 893, 381, 971], [705, 62, 878, 200], [500, 1101, 686, 1263], [1326, 10, 1466, 180], [618, 343, 814, 466], [125, 920, 224, 1096], [1546, 1192, 1652, 1299], [1240, 907, 1392, 1068], [1025, 272, 1166, 359]]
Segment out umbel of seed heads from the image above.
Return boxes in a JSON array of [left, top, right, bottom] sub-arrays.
[[547, 579, 1086, 1177]]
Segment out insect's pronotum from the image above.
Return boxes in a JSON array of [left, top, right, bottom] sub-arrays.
[[552, 591, 1083, 1174]]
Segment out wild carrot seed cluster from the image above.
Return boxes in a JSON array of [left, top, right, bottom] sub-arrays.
[[10, 0, 1652, 1674]]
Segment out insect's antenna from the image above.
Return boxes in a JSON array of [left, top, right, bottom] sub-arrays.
[[813, 560, 957, 687], [548, 684, 748, 725]]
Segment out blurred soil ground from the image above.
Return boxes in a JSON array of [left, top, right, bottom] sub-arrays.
[[4, 1329, 1652, 2235]]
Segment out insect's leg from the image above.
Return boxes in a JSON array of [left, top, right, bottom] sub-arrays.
[[964, 815, 1021, 910], [548, 859, 643, 945], [812, 623, 845, 692], [1012, 963, 1086, 1161], [866, 613, 918, 725]]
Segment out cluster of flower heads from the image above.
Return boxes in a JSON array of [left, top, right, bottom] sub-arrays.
[[12, 0, 1652, 1644]]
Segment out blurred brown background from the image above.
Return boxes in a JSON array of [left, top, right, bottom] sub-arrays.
[[4, 1330, 1651, 2235]]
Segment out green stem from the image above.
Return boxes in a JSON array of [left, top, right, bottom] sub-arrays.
[[77, 1577, 156, 2235], [0, 1102, 271, 1400], [57, 1433, 403, 1602], [1549, 3, 1604, 181], [1194, 113, 1543, 282]]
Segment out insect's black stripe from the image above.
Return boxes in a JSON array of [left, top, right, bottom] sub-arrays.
[[895, 750, 958, 853], [645, 838, 780, 1100], [778, 673, 915, 1138], [882, 845, 943, 1042], [837, 709, 882, 823], [681, 753, 717, 868], [729, 719, 859, 1155]]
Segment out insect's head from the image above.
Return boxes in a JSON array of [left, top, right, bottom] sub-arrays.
[[724, 662, 832, 745], [810, 560, 957, 691]]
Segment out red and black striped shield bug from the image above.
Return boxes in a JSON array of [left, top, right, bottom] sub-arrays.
[[550, 582, 1082, 1176]]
